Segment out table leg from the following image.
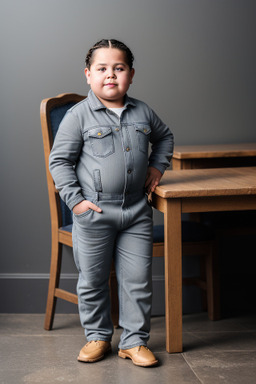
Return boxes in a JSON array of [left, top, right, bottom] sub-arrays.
[[164, 198, 183, 353]]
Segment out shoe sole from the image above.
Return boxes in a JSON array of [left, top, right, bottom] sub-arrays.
[[77, 347, 112, 363], [118, 351, 158, 367]]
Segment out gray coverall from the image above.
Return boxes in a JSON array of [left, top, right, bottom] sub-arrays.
[[49, 89, 174, 349]]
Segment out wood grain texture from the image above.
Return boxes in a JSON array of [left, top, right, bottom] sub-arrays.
[[156, 167, 256, 198]]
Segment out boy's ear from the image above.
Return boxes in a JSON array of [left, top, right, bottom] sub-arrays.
[[130, 68, 135, 84], [84, 68, 91, 84]]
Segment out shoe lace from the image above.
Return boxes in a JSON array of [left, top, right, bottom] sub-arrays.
[[86, 340, 99, 348], [138, 346, 149, 352]]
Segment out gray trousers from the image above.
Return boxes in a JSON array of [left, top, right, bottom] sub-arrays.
[[72, 192, 153, 350]]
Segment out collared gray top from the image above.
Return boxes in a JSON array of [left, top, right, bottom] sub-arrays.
[[49, 90, 174, 210]]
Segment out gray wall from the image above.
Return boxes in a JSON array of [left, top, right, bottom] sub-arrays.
[[1, 0, 256, 314]]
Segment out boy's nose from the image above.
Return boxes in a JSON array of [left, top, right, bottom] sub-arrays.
[[107, 69, 116, 78]]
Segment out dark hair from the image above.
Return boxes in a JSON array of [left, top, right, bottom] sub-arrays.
[[85, 39, 134, 69]]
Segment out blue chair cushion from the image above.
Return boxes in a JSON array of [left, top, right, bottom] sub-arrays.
[[153, 222, 213, 243], [59, 202, 73, 228], [60, 224, 73, 233], [50, 102, 78, 227], [50, 103, 77, 140]]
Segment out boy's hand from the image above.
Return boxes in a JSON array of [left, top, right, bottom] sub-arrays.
[[73, 200, 102, 215], [145, 166, 163, 193]]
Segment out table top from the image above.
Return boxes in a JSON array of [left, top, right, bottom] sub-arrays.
[[155, 167, 256, 198], [173, 143, 256, 160]]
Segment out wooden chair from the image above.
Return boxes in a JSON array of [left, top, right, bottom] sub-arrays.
[[41, 93, 220, 332], [40, 93, 119, 330]]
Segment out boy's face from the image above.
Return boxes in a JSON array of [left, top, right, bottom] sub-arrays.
[[84, 48, 135, 108]]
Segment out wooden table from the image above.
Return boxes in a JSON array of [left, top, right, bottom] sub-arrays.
[[172, 143, 256, 170], [152, 167, 256, 353]]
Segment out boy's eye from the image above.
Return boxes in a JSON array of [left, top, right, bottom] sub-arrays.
[[98, 67, 106, 72], [116, 67, 124, 71]]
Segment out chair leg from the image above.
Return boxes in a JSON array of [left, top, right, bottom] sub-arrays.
[[44, 239, 62, 330], [205, 241, 221, 320]]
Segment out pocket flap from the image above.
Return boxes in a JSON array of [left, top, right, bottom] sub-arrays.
[[88, 127, 112, 139], [135, 125, 151, 135]]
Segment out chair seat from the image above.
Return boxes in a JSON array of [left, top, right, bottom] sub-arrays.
[[60, 224, 73, 233], [153, 222, 213, 243]]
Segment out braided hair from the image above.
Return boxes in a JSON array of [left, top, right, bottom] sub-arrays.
[[85, 39, 134, 69]]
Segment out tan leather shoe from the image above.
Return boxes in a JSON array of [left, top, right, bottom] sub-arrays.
[[77, 341, 111, 363], [118, 346, 158, 367]]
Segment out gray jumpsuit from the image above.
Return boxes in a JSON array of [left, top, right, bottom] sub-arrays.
[[49, 90, 174, 349]]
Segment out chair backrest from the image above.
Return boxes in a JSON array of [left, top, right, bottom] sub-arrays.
[[40, 93, 86, 228]]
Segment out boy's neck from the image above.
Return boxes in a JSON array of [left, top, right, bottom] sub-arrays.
[[96, 95, 125, 109]]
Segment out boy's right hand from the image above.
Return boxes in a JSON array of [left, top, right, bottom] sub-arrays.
[[72, 200, 102, 215]]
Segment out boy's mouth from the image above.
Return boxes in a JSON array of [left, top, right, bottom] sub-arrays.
[[104, 83, 117, 88]]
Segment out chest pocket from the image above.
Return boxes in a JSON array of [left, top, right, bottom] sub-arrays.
[[135, 125, 151, 154], [88, 127, 115, 158]]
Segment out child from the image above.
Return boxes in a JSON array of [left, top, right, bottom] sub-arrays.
[[49, 39, 174, 367]]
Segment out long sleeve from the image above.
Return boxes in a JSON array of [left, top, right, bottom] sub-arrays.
[[148, 108, 174, 174], [49, 111, 85, 211]]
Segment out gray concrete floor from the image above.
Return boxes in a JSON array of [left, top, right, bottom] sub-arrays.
[[0, 312, 256, 384]]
